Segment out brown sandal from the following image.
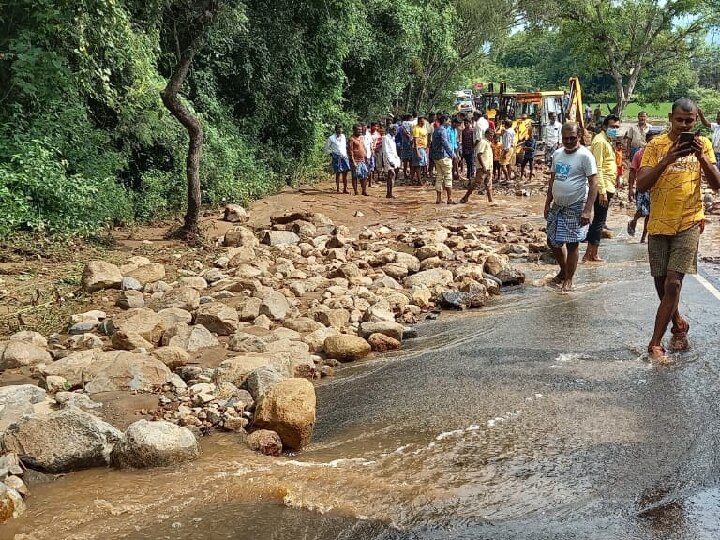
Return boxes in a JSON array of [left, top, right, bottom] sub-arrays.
[[670, 320, 690, 351], [648, 345, 672, 364]]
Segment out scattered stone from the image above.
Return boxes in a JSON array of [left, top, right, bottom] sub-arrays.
[[68, 321, 99, 335], [259, 291, 290, 321], [367, 333, 401, 352], [165, 324, 219, 352], [261, 231, 300, 246], [323, 335, 371, 362], [438, 290, 467, 310], [111, 420, 200, 469], [83, 352, 174, 393], [178, 276, 208, 290], [403, 268, 454, 290], [107, 308, 164, 345], [9, 331, 48, 349], [111, 330, 154, 351], [149, 287, 201, 311], [228, 332, 267, 353], [247, 429, 282, 456], [317, 308, 350, 330], [357, 321, 404, 341], [223, 204, 249, 223], [0, 341, 52, 370], [152, 347, 190, 369], [81, 261, 123, 292], [483, 253, 509, 277], [223, 226, 259, 248], [302, 326, 339, 353], [116, 290, 145, 309], [121, 277, 143, 291], [194, 303, 239, 336], [0, 482, 25, 523], [2, 408, 122, 472], [126, 263, 166, 285], [283, 318, 323, 334], [253, 379, 316, 450]]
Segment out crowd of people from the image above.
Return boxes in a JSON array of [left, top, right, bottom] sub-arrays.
[[324, 110, 548, 204]]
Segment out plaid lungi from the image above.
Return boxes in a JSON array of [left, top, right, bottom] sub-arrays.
[[331, 153, 350, 173], [547, 200, 588, 248], [636, 191, 650, 217]]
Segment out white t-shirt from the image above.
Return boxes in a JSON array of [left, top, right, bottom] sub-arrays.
[[324, 133, 348, 157], [381, 134, 401, 169], [474, 117, 489, 142], [545, 121, 562, 148], [551, 146, 598, 207], [501, 128, 515, 151], [710, 123, 720, 152]]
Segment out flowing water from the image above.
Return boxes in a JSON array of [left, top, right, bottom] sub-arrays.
[[6, 238, 720, 540]]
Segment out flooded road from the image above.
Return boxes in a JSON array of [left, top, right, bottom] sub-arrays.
[[6, 236, 720, 539]]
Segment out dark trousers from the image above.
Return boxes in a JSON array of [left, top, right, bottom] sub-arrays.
[[463, 152, 475, 179], [587, 191, 613, 245]]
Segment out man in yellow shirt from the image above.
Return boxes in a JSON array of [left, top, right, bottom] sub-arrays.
[[637, 98, 720, 363], [583, 114, 620, 262], [410, 116, 429, 185]]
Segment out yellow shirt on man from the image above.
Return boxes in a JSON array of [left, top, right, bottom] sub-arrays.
[[640, 133, 715, 236], [591, 131, 617, 195], [412, 125, 428, 149]]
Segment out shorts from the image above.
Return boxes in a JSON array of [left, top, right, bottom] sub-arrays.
[[500, 148, 515, 166], [412, 148, 428, 167], [648, 224, 701, 277], [521, 153, 534, 167], [493, 160, 500, 171], [434, 157, 452, 191]]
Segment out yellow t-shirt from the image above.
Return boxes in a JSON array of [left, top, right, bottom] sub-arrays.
[[412, 125, 428, 149], [487, 108, 497, 120], [515, 119, 532, 143], [591, 131, 617, 195], [640, 133, 716, 235]]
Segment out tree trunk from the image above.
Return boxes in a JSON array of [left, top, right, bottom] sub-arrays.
[[161, 45, 203, 239]]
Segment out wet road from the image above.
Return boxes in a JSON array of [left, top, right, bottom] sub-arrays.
[[8, 236, 720, 540]]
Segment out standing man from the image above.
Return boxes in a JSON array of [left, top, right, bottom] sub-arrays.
[[348, 124, 368, 196], [545, 111, 562, 167], [381, 125, 401, 199], [325, 124, 350, 193], [370, 122, 383, 187], [461, 119, 476, 182], [627, 130, 661, 244], [430, 114, 456, 204], [696, 108, 720, 171], [411, 116, 429, 185], [362, 124, 374, 187], [460, 129, 495, 204], [500, 119, 516, 183], [624, 111, 652, 200], [544, 123, 598, 293], [399, 114, 414, 179], [583, 114, 620, 263], [636, 98, 720, 363], [473, 111, 489, 145]]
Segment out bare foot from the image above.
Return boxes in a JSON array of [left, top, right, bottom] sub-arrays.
[[342, 190, 350, 194], [447, 200, 457, 205], [561, 279, 575, 293], [548, 274, 564, 287]]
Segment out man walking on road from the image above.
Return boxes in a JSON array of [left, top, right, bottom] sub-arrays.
[[461, 129, 495, 204], [325, 124, 350, 193], [624, 111, 652, 200], [544, 122, 598, 293], [583, 114, 620, 263], [636, 98, 720, 363], [430, 114, 456, 204]]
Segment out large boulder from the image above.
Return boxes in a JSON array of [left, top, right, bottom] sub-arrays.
[[0, 385, 48, 432], [110, 420, 200, 469], [261, 231, 300, 246], [149, 287, 201, 311], [259, 291, 290, 321], [83, 352, 174, 394], [317, 308, 350, 330], [163, 323, 219, 352], [223, 204, 249, 223], [323, 335, 371, 362], [126, 263, 166, 286], [223, 226, 259, 248], [0, 482, 25, 523], [81, 261, 122, 292], [403, 268, 453, 290], [194, 303, 239, 336], [107, 308, 164, 345], [151, 346, 190, 370], [245, 367, 287, 401], [357, 321, 404, 341], [0, 341, 52, 370], [2, 408, 122, 472], [9, 331, 48, 349], [215, 354, 286, 386], [394, 252, 421, 273], [253, 379, 316, 450]]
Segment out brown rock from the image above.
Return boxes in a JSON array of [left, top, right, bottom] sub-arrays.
[[253, 379, 316, 450], [247, 429, 283, 456], [367, 333, 401, 352]]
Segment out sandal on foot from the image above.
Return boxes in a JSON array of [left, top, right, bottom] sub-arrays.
[[648, 345, 672, 364], [627, 221, 636, 237], [670, 320, 690, 351]]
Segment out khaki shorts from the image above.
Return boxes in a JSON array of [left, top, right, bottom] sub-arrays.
[[434, 157, 453, 191], [648, 224, 701, 277], [500, 148, 515, 166]]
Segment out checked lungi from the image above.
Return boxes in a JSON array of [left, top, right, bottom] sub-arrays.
[[546, 200, 588, 248]]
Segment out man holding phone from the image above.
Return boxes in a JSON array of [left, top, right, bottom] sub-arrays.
[[636, 98, 720, 363]]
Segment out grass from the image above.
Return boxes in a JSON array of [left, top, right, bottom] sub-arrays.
[[595, 102, 672, 120]]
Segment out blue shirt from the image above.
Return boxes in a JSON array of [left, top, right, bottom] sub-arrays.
[[430, 125, 454, 161], [448, 128, 458, 153]]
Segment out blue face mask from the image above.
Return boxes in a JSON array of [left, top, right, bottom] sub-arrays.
[[607, 127, 620, 139]]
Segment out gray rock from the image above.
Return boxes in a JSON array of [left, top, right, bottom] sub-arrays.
[[125, 263, 166, 285], [438, 290, 466, 310], [121, 277, 143, 291], [2, 408, 122, 472], [259, 291, 290, 321], [194, 303, 239, 336], [357, 321, 404, 341], [223, 226, 259, 248], [67, 321, 99, 335], [110, 420, 200, 469], [0, 341, 52, 370], [0, 385, 47, 433], [81, 261, 123, 292], [149, 287, 201, 311], [245, 367, 287, 401], [228, 332, 267, 353], [165, 324, 219, 352], [9, 331, 48, 349], [261, 230, 300, 246], [116, 290, 145, 309], [223, 204, 248, 223]]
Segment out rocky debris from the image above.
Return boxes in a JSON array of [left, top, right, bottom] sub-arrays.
[[0, 340, 52, 370], [245, 367, 287, 401], [228, 332, 267, 353], [116, 290, 145, 309], [126, 263, 166, 286], [83, 352, 174, 394], [9, 331, 48, 349], [106, 308, 164, 345], [367, 333, 401, 352], [0, 385, 48, 432], [223, 204, 249, 223], [2, 408, 122, 472], [403, 268, 454, 291], [323, 335, 371, 362], [194, 303, 239, 336], [261, 230, 300, 246], [164, 324, 219, 352], [247, 429, 283, 456], [110, 420, 200, 469], [111, 330, 154, 351], [0, 481, 25, 523], [317, 308, 350, 330], [149, 287, 201, 312], [253, 378, 316, 450], [303, 326, 338, 353], [82, 261, 123, 292], [357, 321, 404, 341], [259, 291, 290, 321], [283, 317, 323, 334], [224, 226, 259, 248], [121, 276, 143, 291]]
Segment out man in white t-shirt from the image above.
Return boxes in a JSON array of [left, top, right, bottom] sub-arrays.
[[698, 108, 720, 171], [544, 112, 562, 166], [544, 122, 599, 292]]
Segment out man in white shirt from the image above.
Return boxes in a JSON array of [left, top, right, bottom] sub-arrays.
[[473, 111, 489, 145], [324, 124, 350, 193], [380, 125, 402, 198], [544, 122, 599, 293], [544, 112, 562, 166], [697, 108, 720, 171]]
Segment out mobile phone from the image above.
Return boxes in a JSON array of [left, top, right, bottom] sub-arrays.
[[678, 131, 695, 156]]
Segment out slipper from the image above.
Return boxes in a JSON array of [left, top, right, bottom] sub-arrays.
[[670, 320, 690, 351], [648, 345, 672, 365], [627, 221, 636, 237], [447, 201, 457, 205]]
